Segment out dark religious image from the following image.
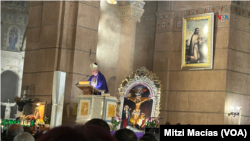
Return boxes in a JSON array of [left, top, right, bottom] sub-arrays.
[[121, 85, 153, 130]]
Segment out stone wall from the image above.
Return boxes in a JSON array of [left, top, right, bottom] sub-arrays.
[[154, 1, 250, 125], [224, 1, 250, 124]]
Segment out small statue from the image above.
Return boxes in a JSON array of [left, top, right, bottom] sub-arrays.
[[1, 99, 16, 119], [33, 107, 40, 119]]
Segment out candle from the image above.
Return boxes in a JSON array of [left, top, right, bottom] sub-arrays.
[[27, 120, 30, 127], [24, 90, 27, 94], [24, 120, 27, 126], [0, 119, 2, 124], [20, 119, 23, 125]]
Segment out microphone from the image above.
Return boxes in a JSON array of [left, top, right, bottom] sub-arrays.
[[81, 75, 90, 81]]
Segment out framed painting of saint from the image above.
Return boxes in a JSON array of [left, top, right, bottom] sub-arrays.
[[181, 13, 214, 70]]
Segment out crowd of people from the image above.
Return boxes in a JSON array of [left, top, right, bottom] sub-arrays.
[[1, 119, 181, 141]]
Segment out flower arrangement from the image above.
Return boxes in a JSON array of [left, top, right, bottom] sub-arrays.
[[20, 115, 35, 120], [111, 116, 121, 131], [145, 117, 161, 128], [35, 119, 45, 126]]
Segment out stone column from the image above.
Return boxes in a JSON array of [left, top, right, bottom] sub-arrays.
[[22, 1, 100, 125], [115, 1, 145, 93]]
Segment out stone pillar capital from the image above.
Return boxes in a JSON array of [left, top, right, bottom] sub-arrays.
[[117, 1, 145, 23]]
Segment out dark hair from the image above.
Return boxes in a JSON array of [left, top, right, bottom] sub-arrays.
[[23, 126, 33, 135], [34, 130, 47, 141], [176, 123, 181, 125], [139, 136, 155, 141], [135, 124, 140, 129], [142, 133, 157, 141], [165, 122, 170, 125], [37, 124, 116, 141], [113, 128, 137, 141], [194, 28, 199, 34], [7, 124, 24, 137], [85, 118, 110, 133]]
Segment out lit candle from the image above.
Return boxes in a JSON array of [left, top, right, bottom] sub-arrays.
[[20, 119, 23, 125], [24, 120, 27, 126], [0, 119, 2, 124], [27, 120, 30, 127]]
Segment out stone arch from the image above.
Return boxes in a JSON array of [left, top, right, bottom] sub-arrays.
[[1, 70, 19, 118], [1, 67, 23, 97]]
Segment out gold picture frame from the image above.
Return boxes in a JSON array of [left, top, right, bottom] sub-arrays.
[[181, 13, 214, 70]]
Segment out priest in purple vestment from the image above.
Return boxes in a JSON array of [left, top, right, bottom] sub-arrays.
[[88, 63, 109, 95]]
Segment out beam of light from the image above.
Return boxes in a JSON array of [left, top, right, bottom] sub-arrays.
[[203, 26, 208, 34], [202, 45, 208, 56]]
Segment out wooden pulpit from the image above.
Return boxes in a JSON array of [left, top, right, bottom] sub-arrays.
[[75, 81, 101, 95]]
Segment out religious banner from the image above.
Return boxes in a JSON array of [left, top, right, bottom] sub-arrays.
[[181, 13, 214, 70], [104, 99, 117, 122], [77, 98, 91, 119]]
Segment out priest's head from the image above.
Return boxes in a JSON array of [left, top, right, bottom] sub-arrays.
[[90, 63, 99, 75]]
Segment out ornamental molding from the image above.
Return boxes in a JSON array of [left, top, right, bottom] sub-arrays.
[[118, 1, 145, 23]]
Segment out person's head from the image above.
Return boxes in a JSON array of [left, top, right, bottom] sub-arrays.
[[141, 113, 145, 120], [37, 124, 116, 141], [13, 132, 34, 141], [34, 107, 39, 113], [124, 105, 129, 111], [143, 133, 156, 141], [7, 124, 24, 137], [33, 130, 47, 141], [23, 126, 33, 134], [176, 123, 181, 125], [91, 69, 98, 75], [85, 118, 110, 133], [135, 99, 141, 103], [139, 136, 155, 141], [90, 63, 98, 75], [135, 124, 140, 129], [113, 128, 137, 141], [165, 122, 170, 125], [194, 28, 199, 34]]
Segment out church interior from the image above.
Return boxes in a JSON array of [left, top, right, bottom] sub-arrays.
[[1, 0, 250, 141]]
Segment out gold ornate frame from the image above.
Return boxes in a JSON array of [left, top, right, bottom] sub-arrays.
[[181, 13, 214, 70], [116, 67, 162, 129]]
